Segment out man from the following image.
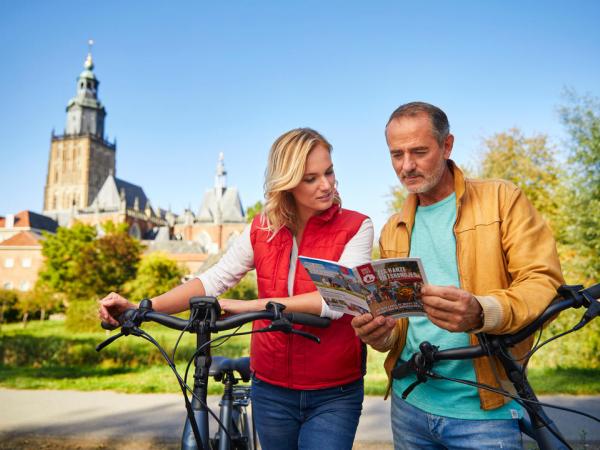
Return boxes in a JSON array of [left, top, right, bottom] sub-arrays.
[[352, 102, 563, 449]]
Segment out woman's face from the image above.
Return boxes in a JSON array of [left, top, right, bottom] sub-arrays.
[[290, 144, 336, 221]]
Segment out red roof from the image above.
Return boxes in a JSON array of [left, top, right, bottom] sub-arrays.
[[0, 231, 43, 246], [0, 210, 58, 232]]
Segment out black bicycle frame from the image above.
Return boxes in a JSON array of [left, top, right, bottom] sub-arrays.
[[181, 297, 220, 450]]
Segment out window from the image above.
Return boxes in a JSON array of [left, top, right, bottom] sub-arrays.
[[22, 258, 32, 268], [4, 258, 14, 268], [20, 281, 30, 291], [3, 282, 12, 290]]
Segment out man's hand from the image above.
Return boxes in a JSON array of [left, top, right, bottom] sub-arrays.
[[420, 285, 483, 332], [98, 292, 136, 327], [351, 313, 397, 352]]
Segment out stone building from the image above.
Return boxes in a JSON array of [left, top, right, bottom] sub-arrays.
[[42, 49, 167, 235], [1, 46, 249, 290], [0, 211, 58, 291], [173, 153, 246, 254]]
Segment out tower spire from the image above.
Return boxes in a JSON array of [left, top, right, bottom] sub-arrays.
[[85, 39, 94, 70], [214, 152, 227, 197], [64, 39, 106, 137]]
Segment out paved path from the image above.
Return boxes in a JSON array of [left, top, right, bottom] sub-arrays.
[[0, 389, 598, 445]]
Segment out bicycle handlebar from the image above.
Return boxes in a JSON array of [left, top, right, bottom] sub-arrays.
[[394, 282, 600, 371], [100, 296, 330, 339], [109, 307, 331, 332]]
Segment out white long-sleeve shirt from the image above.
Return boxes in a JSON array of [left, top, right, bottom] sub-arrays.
[[197, 218, 374, 318]]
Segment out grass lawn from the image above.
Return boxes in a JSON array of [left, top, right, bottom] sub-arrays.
[[1, 320, 599, 395]]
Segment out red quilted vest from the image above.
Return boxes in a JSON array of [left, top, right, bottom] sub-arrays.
[[250, 204, 368, 389]]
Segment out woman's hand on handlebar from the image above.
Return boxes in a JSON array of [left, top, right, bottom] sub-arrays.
[[98, 292, 137, 327]]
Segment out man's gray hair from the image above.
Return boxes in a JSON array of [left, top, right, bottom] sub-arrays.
[[386, 102, 450, 146]]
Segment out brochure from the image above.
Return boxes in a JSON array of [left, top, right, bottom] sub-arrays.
[[298, 256, 428, 318]]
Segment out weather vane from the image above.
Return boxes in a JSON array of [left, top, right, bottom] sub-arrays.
[[88, 39, 94, 53]]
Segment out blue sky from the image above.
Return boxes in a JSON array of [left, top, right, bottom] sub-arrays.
[[1, 1, 599, 235]]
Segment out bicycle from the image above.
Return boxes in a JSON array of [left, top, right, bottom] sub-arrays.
[[392, 282, 600, 450], [96, 296, 330, 450]]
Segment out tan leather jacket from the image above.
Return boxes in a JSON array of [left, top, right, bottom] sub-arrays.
[[380, 161, 564, 410]]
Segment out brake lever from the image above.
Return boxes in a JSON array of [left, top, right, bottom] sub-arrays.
[[290, 328, 321, 344], [96, 331, 124, 352]]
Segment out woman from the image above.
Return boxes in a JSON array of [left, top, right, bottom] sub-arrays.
[[99, 128, 373, 450]]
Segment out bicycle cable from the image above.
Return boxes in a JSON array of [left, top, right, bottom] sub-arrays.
[[183, 329, 256, 387], [136, 330, 206, 450], [210, 324, 244, 349], [171, 305, 198, 363], [424, 368, 600, 449]]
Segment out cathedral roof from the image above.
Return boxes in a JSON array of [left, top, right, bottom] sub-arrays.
[[90, 174, 149, 211], [115, 178, 148, 210], [196, 153, 246, 223], [197, 187, 245, 223]]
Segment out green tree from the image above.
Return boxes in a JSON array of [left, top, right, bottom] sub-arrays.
[[0, 288, 19, 326], [79, 224, 142, 297], [478, 128, 567, 238], [38, 221, 142, 301], [559, 90, 600, 283], [14, 290, 37, 327], [387, 186, 408, 214], [124, 252, 185, 300], [38, 223, 97, 299], [246, 200, 263, 223]]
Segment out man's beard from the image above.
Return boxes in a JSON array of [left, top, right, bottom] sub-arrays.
[[400, 158, 447, 194]]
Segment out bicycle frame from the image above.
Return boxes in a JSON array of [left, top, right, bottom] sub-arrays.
[[97, 296, 330, 450]]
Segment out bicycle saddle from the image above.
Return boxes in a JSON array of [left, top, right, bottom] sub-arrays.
[[209, 356, 251, 382]]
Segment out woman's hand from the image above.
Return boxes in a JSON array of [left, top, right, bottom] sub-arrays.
[[218, 298, 267, 316], [98, 292, 137, 327]]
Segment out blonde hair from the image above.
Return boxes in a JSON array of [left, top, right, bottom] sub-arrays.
[[262, 128, 340, 234]]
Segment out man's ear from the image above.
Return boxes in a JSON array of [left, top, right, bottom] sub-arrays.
[[443, 134, 454, 159]]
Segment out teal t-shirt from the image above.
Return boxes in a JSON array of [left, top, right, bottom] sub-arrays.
[[392, 192, 521, 420]]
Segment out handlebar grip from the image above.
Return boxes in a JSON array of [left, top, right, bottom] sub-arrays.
[[101, 321, 119, 331], [284, 312, 330, 328], [583, 283, 600, 302]]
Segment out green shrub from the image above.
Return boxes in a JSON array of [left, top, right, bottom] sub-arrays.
[[0, 320, 250, 369], [65, 300, 100, 333], [529, 308, 600, 369]]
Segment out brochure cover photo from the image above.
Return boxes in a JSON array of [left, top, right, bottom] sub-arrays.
[[299, 256, 428, 318]]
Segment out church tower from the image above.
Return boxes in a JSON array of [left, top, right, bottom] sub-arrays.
[[43, 42, 116, 225]]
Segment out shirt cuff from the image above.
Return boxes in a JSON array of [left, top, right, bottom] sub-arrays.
[[320, 298, 344, 319], [471, 295, 503, 333]]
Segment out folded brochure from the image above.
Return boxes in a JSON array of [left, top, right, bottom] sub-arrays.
[[299, 256, 428, 318]]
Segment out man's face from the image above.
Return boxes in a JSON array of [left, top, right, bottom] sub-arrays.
[[386, 113, 453, 195]]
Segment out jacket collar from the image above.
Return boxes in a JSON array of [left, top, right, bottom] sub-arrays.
[[396, 160, 465, 228], [309, 202, 341, 224]]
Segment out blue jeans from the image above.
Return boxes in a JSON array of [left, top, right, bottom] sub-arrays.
[[391, 391, 523, 449], [250, 375, 364, 450]]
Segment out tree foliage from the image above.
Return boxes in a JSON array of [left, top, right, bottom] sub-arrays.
[[246, 201, 263, 223], [79, 228, 142, 297], [124, 253, 185, 300], [38, 221, 142, 302], [0, 289, 19, 325], [387, 186, 408, 214], [38, 223, 97, 299], [478, 128, 567, 238], [559, 90, 600, 283]]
